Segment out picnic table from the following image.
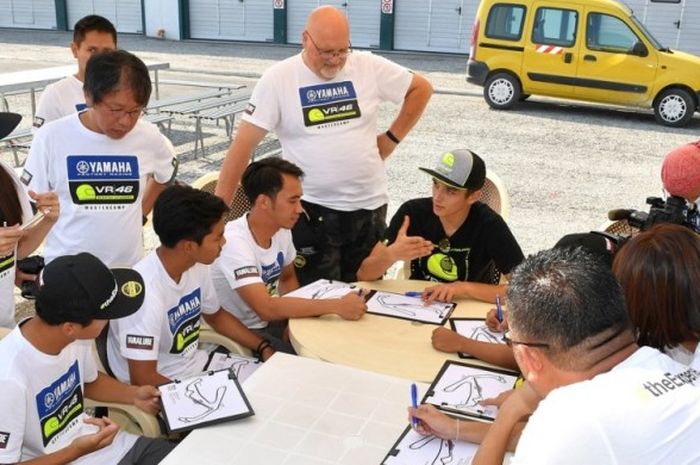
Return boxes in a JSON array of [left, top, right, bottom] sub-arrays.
[[0, 61, 170, 114]]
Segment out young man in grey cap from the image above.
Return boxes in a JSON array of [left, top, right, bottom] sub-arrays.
[[357, 149, 523, 304], [0, 252, 175, 464]]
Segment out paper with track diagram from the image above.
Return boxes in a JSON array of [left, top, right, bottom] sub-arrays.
[[284, 278, 357, 299], [366, 291, 455, 325], [382, 425, 478, 465], [449, 318, 506, 358]]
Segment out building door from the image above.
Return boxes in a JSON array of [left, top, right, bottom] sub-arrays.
[[189, 0, 273, 41], [287, 0, 381, 49], [67, 0, 143, 33], [394, 0, 475, 53], [0, 0, 57, 30]]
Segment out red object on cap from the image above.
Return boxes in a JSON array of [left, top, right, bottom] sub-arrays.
[[661, 140, 700, 199]]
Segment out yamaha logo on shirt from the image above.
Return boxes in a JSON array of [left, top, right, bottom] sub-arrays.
[[167, 289, 202, 355], [66, 155, 140, 208], [35, 361, 84, 447], [299, 81, 361, 128], [0, 431, 10, 449]]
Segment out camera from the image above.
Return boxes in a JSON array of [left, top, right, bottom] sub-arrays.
[[16, 255, 44, 300], [608, 195, 700, 234]]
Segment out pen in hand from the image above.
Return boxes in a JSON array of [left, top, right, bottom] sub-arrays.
[[496, 294, 503, 323], [411, 383, 419, 427]]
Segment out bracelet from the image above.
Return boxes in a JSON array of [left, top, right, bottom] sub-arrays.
[[385, 129, 401, 144], [254, 339, 272, 361]]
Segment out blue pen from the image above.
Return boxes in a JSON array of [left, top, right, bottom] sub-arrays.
[[411, 383, 419, 427], [496, 294, 503, 323], [405, 291, 422, 298]]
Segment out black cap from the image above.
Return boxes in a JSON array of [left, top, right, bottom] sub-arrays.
[[554, 233, 615, 267], [0, 112, 21, 139], [419, 149, 486, 190], [36, 253, 145, 322]]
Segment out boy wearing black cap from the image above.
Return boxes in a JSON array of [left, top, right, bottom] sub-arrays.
[[0, 252, 175, 464], [358, 149, 523, 304]]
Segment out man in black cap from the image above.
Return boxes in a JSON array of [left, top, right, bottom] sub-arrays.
[[0, 252, 175, 464], [358, 149, 523, 304]]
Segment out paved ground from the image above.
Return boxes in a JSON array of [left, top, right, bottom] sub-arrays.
[[2, 28, 699, 259]]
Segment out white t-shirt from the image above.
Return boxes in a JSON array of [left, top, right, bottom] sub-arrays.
[[22, 113, 177, 267], [33, 75, 86, 131], [0, 324, 138, 464], [243, 51, 413, 211], [511, 347, 700, 465], [212, 216, 296, 329], [0, 161, 33, 328], [107, 251, 220, 383]]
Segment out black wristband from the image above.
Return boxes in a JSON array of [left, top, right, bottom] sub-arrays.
[[254, 339, 272, 361], [385, 130, 401, 144]]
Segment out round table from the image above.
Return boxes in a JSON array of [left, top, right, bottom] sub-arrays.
[[288, 279, 494, 382]]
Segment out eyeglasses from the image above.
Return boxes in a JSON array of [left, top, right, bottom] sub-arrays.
[[502, 330, 550, 349], [99, 104, 145, 120], [305, 31, 352, 60], [438, 238, 451, 254]]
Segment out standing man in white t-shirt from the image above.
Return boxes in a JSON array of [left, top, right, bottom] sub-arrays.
[[0, 252, 175, 464], [33, 15, 117, 131], [212, 157, 367, 353], [22, 50, 177, 267], [410, 248, 700, 465], [107, 184, 275, 387], [215, 5, 433, 285]]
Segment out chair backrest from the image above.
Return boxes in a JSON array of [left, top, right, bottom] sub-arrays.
[[94, 323, 116, 378], [602, 219, 639, 237], [481, 169, 511, 221], [191, 171, 251, 223]]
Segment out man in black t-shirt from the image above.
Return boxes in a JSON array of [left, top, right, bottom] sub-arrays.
[[357, 149, 523, 304]]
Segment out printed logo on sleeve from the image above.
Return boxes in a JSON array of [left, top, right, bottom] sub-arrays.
[[66, 155, 140, 209], [126, 334, 155, 350], [35, 361, 84, 447], [75, 103, 87, 112], [234, 266, 259, 280], [298, 81, 361, 128], [167, 289, 202, 355], [245, 103, 256, 115], [0, 431, 10, 449], [20, 169, 33, 186], [32, 116, 45, 129]]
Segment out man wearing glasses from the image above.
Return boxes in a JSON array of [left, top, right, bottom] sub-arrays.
[[22, 50, 177, 267], [410, 248, 700, 465], [358, 149, 523, 304], [216, 5, 433, 285]]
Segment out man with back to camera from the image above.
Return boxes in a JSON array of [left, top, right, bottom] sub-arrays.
[[410, 247, 700, 465], [22, 50, 177, 267], [0, 252, 175, 464], [107, 184, 275, 388], [215, 5, 433, 285], [212, 157, 367, 354], [33, 15, 117, 130]]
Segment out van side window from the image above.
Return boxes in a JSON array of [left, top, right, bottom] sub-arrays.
[[531, 7, 578, 47], [586, 13, 640, 53], [485, 4, 526, 41]]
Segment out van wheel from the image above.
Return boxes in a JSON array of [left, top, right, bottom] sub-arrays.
[[484, 73, 521, 109], [653, 88, 696, 127]]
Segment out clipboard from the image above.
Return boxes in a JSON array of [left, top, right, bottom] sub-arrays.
[[283, 278, 357, 299], [158, 368, 255, 433], [365, 290, 455, 325], [422, 360, 519, 422], [449, 317, 506, 359], [381, 424, 479, 465]]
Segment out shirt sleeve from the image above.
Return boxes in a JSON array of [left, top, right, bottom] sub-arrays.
[[21, 128, 52, 193], [369, 53, 414, 104], [151, 133, 178, 184], [116, 300, 163, 362], [241, 65, 281, 132], [485, 213, 524, 274], [218, 238, 264, 291], [0, 380, 27, 463]]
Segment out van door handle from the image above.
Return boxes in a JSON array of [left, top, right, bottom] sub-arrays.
[[584, 54, 597, 62], [563, 52, 573, 63]]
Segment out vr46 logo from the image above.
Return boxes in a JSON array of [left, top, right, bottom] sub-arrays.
[[95, 185, 134, 194]]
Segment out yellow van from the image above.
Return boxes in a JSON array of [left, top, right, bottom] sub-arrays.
[[467, 0, 700, 126]]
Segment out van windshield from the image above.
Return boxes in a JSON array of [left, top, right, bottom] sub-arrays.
[[631, 15, 666, 51]]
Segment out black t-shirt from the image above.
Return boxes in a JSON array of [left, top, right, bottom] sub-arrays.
[[384, 198, 524, 283]]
